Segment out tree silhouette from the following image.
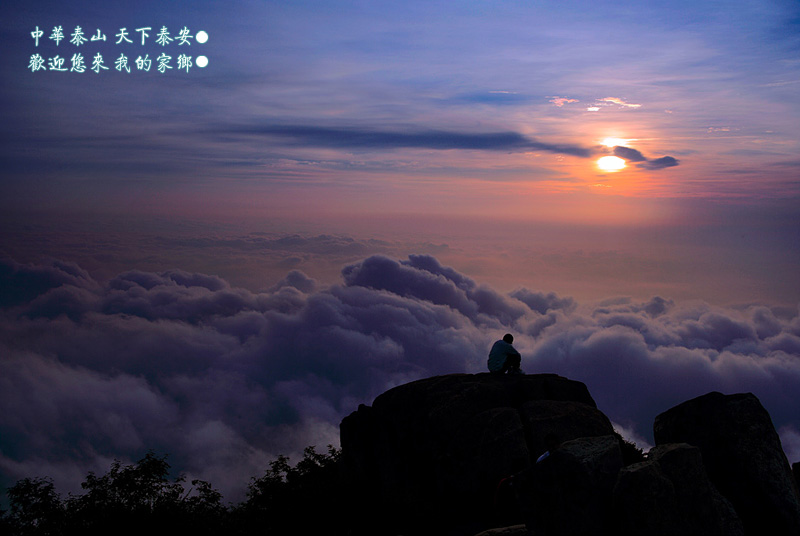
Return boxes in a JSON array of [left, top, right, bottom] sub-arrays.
[[1, 447, 344, 535], [2, 452, 227, 535], [236, 445, 345, 534], [67, 451, 184, 526], [5, 477, 65, 536]]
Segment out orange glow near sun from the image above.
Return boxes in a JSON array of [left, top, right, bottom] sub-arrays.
[[597, 155, 626, 172]]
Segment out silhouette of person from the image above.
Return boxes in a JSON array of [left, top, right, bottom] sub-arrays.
[[488, 333, 523, 374]]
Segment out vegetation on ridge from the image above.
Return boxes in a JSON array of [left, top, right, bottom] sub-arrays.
[[1, 446, 344, 536]]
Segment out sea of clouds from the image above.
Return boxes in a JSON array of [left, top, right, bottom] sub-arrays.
[[1, 254, 798, 502]]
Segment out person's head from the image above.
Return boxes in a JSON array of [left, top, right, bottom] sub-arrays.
[[503, 333, 514, 344]]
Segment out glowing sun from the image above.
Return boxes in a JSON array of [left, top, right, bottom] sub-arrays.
[[597, 155, 626, 172]]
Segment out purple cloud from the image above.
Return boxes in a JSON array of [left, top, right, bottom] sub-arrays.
[[225, 124, 595, 157], [613, 146, 680, 169], [612, 146, 648, 163], [1, 255, 798, 505], [643, 155, 680, 169]]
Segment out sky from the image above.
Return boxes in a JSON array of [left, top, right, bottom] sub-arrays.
[[1, 0, 799, 503]]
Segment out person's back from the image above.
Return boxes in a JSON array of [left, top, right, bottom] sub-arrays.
[[488, 333, 522, 373]]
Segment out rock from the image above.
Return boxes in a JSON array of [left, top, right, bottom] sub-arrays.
[[654, 392, 800, 535], [473, 525, 528, 536], [518, 435, 623, 536], [519, 400, 615, 458], [613, 443, 743, 535], [559, 435, 624, 502], [614, 458, 677, 535], [794, 462, 800, 494], [340, 373, 611, 535], [441, 407, 530, 509]]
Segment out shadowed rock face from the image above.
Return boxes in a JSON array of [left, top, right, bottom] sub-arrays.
[[654, 391, 800, 535], [794, 462, 800, 493], [340, 373, 612, 535], [613, 443, 743, 536], [518, 435, 623, 536]]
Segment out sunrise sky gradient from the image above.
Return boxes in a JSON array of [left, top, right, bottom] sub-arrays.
[[2, 0, 799, 503]]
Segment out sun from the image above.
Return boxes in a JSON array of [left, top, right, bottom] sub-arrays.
[[597, 155, 626, 172]]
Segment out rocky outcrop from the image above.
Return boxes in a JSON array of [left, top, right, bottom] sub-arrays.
[[654, 392, 800, 535], [340, 376, 799, 536], [613, 443, 743, 535], [339, 373, 612, 535]]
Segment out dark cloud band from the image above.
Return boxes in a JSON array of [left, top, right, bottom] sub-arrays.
[[613, 146, 680, 169], [229, 125, 594, 157]]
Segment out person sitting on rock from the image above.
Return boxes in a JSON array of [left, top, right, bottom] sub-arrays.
[[488, 333, 524, 374]]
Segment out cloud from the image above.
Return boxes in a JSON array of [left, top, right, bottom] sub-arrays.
[[612, 421, 654, 452], [598, 97, 642, 108], [0, 258, 96, 307], [549, 96, 579, 107], [642, 156, 680, 169], [613, 146, 680, 170], [226, 124, 594, 157], [342, 255, 528, 326], [612, 146, 648, 163], [1, 255, 798, 504], [510, 288, 576, 315], [451, 91, 532, 105], [780, 426, 800, 463]]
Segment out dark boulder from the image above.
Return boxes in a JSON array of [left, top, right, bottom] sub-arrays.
[[654, 391, 800, 535], [518, 435, 623, 536], [794, 462, 800, 494], [613, 443, 743, 535]]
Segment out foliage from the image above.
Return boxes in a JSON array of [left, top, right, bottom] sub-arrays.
[[234, 445, 345, 534], [4, 477, 64, 536], [0, 447, 343, 536], [66, 451, 185, 528], [614, 432, 646, 465], [1, 452, 226, 536]]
